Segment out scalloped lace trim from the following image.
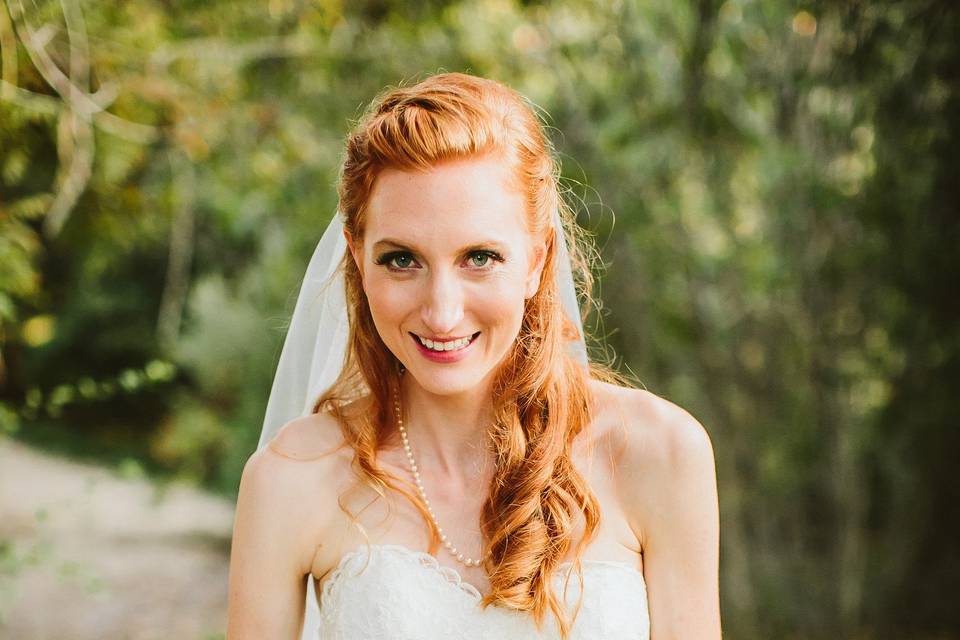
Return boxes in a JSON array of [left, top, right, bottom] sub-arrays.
[[319, 543, 646, 607]]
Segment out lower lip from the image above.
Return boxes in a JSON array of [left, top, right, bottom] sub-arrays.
[[411, 332, 479, 363]]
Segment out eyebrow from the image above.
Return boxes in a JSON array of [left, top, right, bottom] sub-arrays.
[[371, 238, 509, 255]]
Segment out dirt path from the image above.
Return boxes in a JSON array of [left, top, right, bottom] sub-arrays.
[[0, 437, 236, 640]]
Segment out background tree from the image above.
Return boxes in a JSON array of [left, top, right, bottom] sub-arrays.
[[1, 1, 956, 637]]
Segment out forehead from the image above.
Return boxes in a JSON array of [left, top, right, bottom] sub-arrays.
[[364, 156, 529, 244]]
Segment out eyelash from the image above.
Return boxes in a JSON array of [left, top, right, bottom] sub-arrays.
[[374, 250, 505, 272]]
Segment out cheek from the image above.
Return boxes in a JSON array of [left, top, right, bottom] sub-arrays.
[[363, 278, 410, 332], [480, 280, 522, 308], [467, 277, 528, 325]]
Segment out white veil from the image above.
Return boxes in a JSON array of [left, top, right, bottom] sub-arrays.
[[256, 206, 588, 639]]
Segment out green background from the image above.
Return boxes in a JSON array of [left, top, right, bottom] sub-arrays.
[[1, 1, 957, 637]]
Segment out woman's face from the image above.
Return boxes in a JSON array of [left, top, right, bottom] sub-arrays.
[[346, 154, 547, 397]]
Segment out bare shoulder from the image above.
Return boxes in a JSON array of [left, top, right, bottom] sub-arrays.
[[588, 379, 712, 467], [587, 379, 717, 550], [265, 409, 352, 462], [237, 409, 356, 564], [228, 411, 358, 637]]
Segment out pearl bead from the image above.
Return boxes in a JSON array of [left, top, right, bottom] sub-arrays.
[[395, 387, 490, 570]]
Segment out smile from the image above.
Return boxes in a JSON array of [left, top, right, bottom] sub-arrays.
[[411, 331, 480, 352], [410, 331, 480, 363]]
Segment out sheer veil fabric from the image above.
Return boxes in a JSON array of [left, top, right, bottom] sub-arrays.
[[256, 207, 588, 638]]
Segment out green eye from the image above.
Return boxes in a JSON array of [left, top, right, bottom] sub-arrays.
[[470, 253, 490, 267], [466, 250, 504, 269], [376, 249, 502, 271], [375, 251, 418, 270]]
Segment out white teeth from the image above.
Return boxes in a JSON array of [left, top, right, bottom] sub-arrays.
[[417, 334, 473, 352]]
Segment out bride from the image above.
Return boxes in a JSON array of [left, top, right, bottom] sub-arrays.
[[226, 72, 720, 639]]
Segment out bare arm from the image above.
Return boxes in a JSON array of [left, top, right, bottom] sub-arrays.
[[226, 443, 317, 639], [618, 391, 722, 639]]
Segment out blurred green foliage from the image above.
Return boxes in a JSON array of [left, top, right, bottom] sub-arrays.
[[1, 0, 957, 638]]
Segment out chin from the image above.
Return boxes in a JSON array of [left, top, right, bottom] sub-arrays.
[[404, 368, 485, 396]]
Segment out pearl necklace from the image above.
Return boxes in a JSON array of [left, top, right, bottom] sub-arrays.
[[393, 389, 489, 569]]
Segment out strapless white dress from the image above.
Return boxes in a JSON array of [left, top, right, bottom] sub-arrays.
[[309, 544, 649, 639]]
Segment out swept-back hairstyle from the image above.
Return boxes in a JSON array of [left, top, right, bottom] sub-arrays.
[[313, 72, 629, 637]]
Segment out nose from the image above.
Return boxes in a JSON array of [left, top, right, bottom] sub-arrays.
[[420, 268, 464, 335]]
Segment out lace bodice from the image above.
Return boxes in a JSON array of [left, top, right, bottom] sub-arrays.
[[313, 544, 649, 639]]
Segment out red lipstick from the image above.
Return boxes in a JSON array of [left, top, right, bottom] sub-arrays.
[[409, 332, 480, 363]]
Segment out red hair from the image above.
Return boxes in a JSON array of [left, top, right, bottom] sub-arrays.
[[314, 72, 628, 636]]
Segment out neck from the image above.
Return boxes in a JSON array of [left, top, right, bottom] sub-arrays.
[[398, 371, 496, 482]]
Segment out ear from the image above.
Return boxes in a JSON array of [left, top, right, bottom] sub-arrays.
[[524, 236, 548, 299], [344, 229, 364, 279]]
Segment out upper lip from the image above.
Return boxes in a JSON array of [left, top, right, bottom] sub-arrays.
[[411, 332, 478, 342]]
